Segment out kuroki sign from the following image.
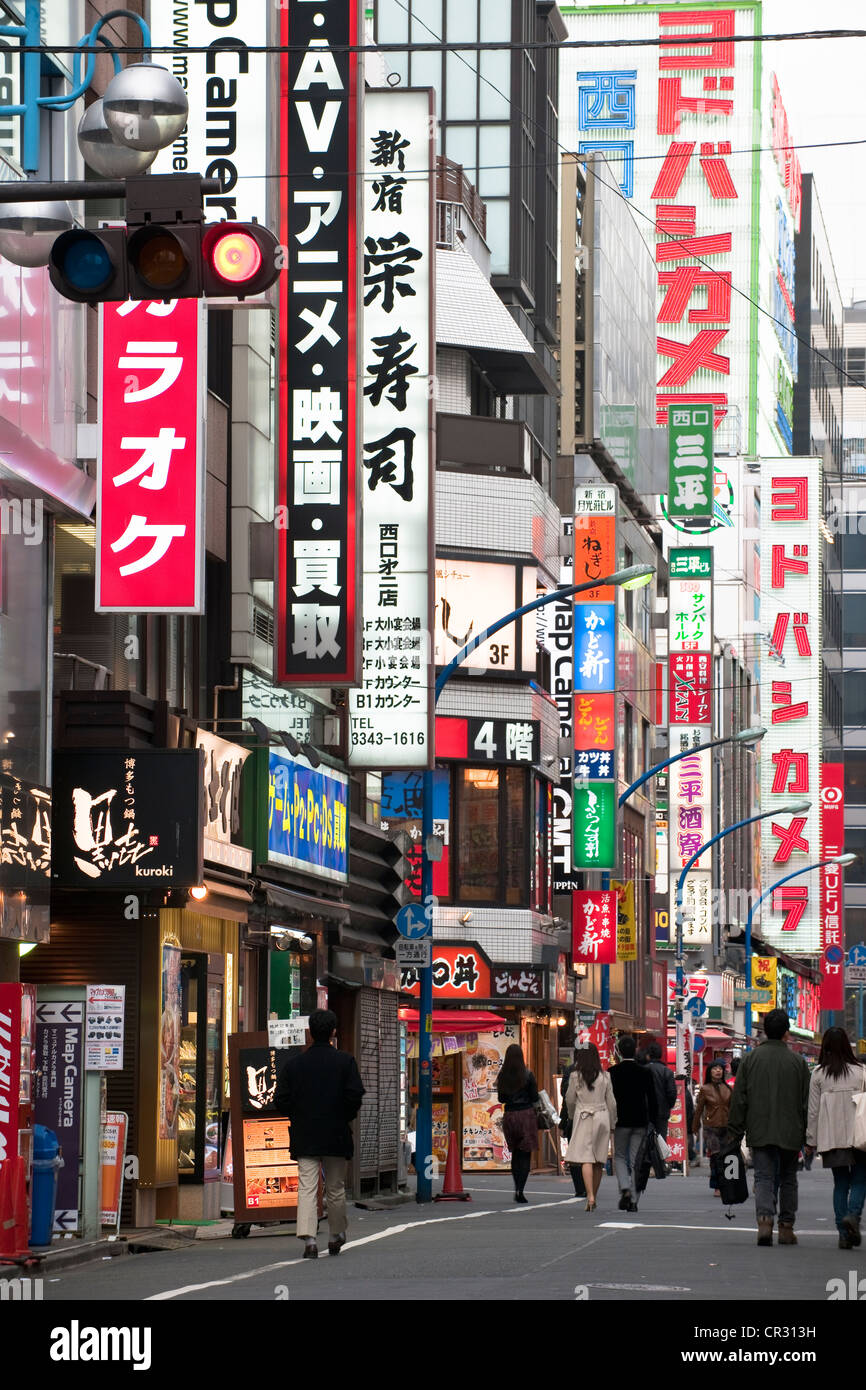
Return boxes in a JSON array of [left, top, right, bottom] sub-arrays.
[[276, 0, 361, 686], [51, 750, 204, 889], [759, 460, 822, 952], [348, 87, 434, 769], [97, 298, 206, 613]]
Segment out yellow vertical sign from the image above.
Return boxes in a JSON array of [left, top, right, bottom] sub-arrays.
[[751, 956, 777, 1012], [613, 880, 637, 961]]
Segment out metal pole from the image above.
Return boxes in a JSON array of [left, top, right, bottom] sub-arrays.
[[743, 857, 840, 1043], [0, 177, 224, 203], [858, 984, 864, 1045], [21, 1, 40, 171]]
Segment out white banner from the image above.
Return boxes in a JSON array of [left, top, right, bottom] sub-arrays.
[[759, 458, 823, 951], [348, 89, 433, 767]]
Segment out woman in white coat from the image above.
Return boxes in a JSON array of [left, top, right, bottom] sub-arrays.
[[565, 1043, 617, 1212], [805, 1027, 866, 1249]]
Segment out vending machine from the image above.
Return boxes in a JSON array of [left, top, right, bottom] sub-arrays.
[[0, 982, 37, 1178]]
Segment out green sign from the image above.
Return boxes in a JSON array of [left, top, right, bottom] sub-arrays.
[[573, 781, 616, 871], [668, 547, 713, 579], [667, 404, 714, 523]]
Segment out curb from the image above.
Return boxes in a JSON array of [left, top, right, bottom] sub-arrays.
[[30, 1238, 130, 1274]]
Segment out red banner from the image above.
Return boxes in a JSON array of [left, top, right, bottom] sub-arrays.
[[666, 1078, 689, 1168], [576, 1010, 613, 1068], [97, 299, 205, 613], [572, 890, 618, 964], [668, 651, 712, 726], [821, 763, 845, 1011]]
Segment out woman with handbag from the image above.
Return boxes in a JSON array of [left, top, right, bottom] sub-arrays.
[[564, 1044, 617, 1212], [497, 1044, 539, 1204], [805, 1027, 866, 1249], [693, 1058, 733, 1196]]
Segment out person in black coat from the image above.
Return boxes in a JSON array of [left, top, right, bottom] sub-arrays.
[[275, 1008, 365, 1258], [609, 1034, 658, 1211], [646, 1042, 678, 1139]]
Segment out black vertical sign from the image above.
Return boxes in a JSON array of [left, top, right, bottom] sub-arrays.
[[276, 0, 360, 685]]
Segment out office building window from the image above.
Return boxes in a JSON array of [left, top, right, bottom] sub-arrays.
[[452, 764, 528, 904]]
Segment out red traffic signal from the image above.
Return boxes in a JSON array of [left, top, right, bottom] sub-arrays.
[[202, 223, 281, 299]]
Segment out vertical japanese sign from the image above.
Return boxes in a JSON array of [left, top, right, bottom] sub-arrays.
[[759, 460, 822, 951], [820, 764, 845, 1011], [547, 523, 578, 893], [613, 879, 637, 961], [277, 0, 361, 685], [562, 5, 761, 444], [34, 1000, 84, 1232], [348, 88, 433, 766], [573, 486, 617, 871], [97, 299, 205, 613], [667, 547, 713, 947], [667, 403, 714, 523], [572, 889, 618, 964]]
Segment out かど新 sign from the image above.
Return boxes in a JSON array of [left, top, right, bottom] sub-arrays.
[[97, 298, 206, 613]]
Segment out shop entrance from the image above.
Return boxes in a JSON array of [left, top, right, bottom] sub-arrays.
[[177, 952, 224, 1185]]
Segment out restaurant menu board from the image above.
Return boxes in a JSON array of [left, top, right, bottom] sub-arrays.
[[85, 984, 125, 1071], [227, 1031, 320, 1226], [461, 1026, 519, 1171]]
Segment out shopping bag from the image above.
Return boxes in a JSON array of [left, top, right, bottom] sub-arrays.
[[852, 1092, 866, 1152], [656, 1132, 672, 1162], [717, 1140, 749, 1205]]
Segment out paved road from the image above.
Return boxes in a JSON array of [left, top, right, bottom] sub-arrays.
[[42, 1164, 863, 1305]]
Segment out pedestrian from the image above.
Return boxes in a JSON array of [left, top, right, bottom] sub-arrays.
[[805, 1026, 866, 1249], [559, 1062, 586, 1198], [645, 1041, 677, 1140], [727, 1008, 810, 1247], [564, 1043, 617, 1212], [693, 1057, 733, 1195], [496, 1043, 539, 1204], [274, 1008, 365, 1259], [609, 1034, 658, 1211]]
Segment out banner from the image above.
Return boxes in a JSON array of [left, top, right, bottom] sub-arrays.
[[98, 299, 206, 613], [577, 1011, 613, 1069], [821, 764, 845, 1010], [573, 890, 618, 964], [267, 749, 349, 882], [751, 956, 777, 1013], [613, 879, 637, 961], [349, 87, 433, 767], [759, 460, 822, 951]]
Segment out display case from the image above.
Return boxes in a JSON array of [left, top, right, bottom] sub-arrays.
[[177, 954, 224, 1182]]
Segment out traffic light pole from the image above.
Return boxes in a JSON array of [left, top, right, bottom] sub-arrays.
[[0, 177, 223, 204]]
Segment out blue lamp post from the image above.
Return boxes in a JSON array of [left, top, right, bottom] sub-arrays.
[[414, 562, 655, 1203], [673, 798, 811, 1071], [744, 852, 857, 1041]]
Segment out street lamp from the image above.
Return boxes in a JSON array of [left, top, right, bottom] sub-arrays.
[[673, 799, 811, 1072], [414, 562, 655, 1203], [744, 852, 857, 1041]]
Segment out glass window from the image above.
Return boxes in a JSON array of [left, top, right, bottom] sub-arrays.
[[841, 830, 866, 883], [445, 52, 477, 120], [477, 124, 511, 199], [484, 199, 510, 275], [447, 0, 477, 42], [479, 51, 511, 118], [0, 495, 49, 783], [842, 529, 866, 568], [845, 754, 866, 803], [453, 765, 528, 904], [843, 595, 866, 647], [444, 124, 477, 181]]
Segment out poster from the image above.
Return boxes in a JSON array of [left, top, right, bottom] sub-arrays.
[[159, 944, 181, 1140], [85, 984, 125, 1071], [100, 1111, 127, 1227], [241, 1118, 298, 1211], [613, 880, 637, 961], [431, 1103, 451, 1169], [461, 1025, 519, 1170]]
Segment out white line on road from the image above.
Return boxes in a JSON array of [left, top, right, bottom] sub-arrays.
[[598, 1222, 831, 1235], [145, 1196, 581, 1300], [587, 1282, 692, 1292]]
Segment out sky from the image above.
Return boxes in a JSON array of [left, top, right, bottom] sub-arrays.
[[764, 1, 866, 304]]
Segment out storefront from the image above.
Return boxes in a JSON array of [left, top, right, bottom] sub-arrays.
[[399, 942, 574, 1172]]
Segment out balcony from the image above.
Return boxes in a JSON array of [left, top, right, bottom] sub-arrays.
[[437, 412, 549, 481]]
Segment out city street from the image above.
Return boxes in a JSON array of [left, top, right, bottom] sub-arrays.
[[41, 1165, 862, 1305]]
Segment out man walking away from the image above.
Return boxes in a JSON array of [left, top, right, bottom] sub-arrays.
[[275, 1008, 365, 1258], [646, 1042, 677, 1140], [610, 1035, 658, 1211], [727, 1009, 810, 1247]]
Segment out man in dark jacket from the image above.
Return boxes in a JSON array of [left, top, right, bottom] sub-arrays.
[[275, 1008, 365, 1258], [610, 1034, 658, 1211], [646, 1042, 678, 1139], [727, 1009, 810, 1248]]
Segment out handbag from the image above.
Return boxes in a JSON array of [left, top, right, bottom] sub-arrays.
[[535, 1090, 559, 1132], [852, 1091, 866, 1152], [717, 1138, 749, 1205]]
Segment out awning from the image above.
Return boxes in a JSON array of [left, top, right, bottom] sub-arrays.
[[260, 883, 350, 925], [436, 247, 557, 396], [399, 1008, 507, 1032]]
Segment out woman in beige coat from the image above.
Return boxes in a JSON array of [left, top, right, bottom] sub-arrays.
[[805, 1027, 866, 1249], [565, 1043, 617, 1212]]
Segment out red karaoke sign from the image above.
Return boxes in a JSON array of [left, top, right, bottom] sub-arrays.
[[97, 299, 205, 612], [821, 763, 845, 1012]]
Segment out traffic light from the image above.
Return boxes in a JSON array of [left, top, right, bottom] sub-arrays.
[[47, 174, 281, 304]]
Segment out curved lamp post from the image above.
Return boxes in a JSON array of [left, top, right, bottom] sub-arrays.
[[744, 852, 857, 1041], [673, 799, 811, 1072], [414, 562, 655, 1203]]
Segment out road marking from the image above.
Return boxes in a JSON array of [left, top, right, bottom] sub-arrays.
[[586, 1281, 692, 1292], [145, 1197, 581, 1300], [598, 1222, 831, 1236]]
